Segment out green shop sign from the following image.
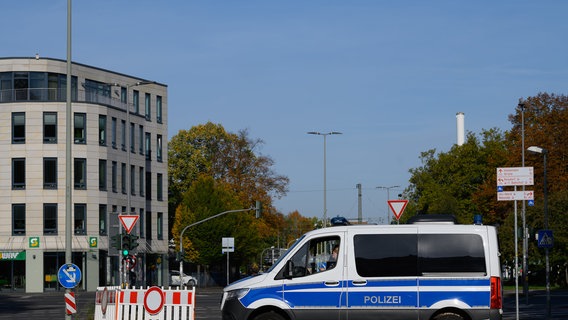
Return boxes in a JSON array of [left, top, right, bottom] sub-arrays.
[[0, 251, 26, 261]]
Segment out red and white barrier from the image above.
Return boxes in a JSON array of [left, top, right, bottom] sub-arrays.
[[95, 286, 120, 320], [65, 291, 77, 315], [95, 286, 195, 320]]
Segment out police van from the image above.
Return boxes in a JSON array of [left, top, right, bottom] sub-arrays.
[[221, 216, 503, 320]]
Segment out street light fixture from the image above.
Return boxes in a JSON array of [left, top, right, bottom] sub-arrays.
[[376, 185, 400, 224], [527, 145, 550, 318], [307, 131, 342, 227]]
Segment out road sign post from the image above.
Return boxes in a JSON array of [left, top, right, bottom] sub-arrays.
[[387, 200, 408, 223], [496, 166, 534, 318], [58, 263, 82, 289]]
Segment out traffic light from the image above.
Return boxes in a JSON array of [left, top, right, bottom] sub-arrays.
[[255, 201, 262, 218], [110, 234, 121, 250], [176, 250, 185, 262], [129, 234, 139, 250], [121, 233, 130, 257]]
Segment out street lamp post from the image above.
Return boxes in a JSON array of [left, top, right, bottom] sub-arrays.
[[376, 186, 400, 224], [527, 145, 550, 319], [307, 131, 342, 227]]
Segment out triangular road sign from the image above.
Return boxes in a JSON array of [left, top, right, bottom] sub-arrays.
[[388, 200, 409, 221], [119, 215, 139, 234]]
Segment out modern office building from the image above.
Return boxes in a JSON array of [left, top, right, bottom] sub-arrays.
[[0, 57, 168, 292]]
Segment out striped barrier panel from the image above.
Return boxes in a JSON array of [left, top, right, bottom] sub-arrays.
[[95, 286, 195, 320], [95, 286, 120, 320]]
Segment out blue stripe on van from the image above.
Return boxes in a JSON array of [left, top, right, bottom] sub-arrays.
[[240, 278, 491, 309]]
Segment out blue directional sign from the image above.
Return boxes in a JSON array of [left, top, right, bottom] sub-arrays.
[[537, 230, 554, 249], [58, 263, 82, 289], [528, 200, 534, 207], [497, 186, 504, 192]]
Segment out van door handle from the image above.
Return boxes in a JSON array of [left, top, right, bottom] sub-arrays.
[[352, 280, 367, 286], [324, 280, 340, 286]]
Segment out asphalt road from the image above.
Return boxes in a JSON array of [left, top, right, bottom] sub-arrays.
[[0, 287, 567, 319]]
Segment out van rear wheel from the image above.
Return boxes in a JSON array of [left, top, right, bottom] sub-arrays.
[[253, 311, 286, 320], [433, 312, 464, 320]]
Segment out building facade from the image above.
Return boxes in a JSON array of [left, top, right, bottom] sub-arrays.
[[0, 57, 168, 292]]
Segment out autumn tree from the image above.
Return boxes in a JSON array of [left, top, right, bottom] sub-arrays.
[[406, 93, 567, 286], [168, 122, 290, 274], [171, 175, 262, 267]]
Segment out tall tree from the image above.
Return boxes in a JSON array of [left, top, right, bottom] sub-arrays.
[[405, 129, 508, 224], [168, 122, 290, 271]]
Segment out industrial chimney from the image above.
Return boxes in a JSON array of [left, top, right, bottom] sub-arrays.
[[456, 112, 465, 146]]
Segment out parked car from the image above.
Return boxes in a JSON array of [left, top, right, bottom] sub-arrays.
[[169, 270, 197, 287]]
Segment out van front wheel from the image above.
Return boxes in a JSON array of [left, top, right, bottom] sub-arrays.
[[433, 312, 464, 320], [253, 311, 286, 320]]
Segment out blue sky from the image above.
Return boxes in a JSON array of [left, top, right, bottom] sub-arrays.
[[3, 1, 567, 223]]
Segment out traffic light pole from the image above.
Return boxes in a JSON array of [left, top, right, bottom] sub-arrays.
[[179, 205, 259, 289]]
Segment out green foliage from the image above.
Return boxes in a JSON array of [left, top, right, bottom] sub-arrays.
[[168, 122, 290, 271], [405, 129, 508, 224], [406, 93, 568, 286]]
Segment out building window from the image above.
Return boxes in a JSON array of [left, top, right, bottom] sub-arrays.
[[44, 157, 58, 189], [111, 117, 117, 149], [157, 212, 163, 240], [121, 120, 126, 151], [74, 113, 86, 144], [12, 204, 26, 236], [99, 159, 107, 191], [44, 203, 58, 235], [130, 122, 135, 153], [112, 161, 117, 193], [14, 72, 29, 101], [156, 95, 163, 123], [121, 87, 127, 104], [146, 172, 152, 201], [133, 90, 140, 114], [139, 167, 145, 197], [139, 125, 144, 154], [139, 209, 145, 238], [99, 115, 107, 146], [74, 158, 87, 189], [12, 112, 25, 144], [74, 204, 86, 235], [121, 163, 127, 194], [146, 211, 152, 240], [43, 112, 57, 143], [12, 158, 25, 190], [157, 173, 163, 201], [157, 134, 163, 162], [145, 93, 151, 120], [130, 165, 136, 196], [99, 205, 107, 236], [145, 132, 151, 160]]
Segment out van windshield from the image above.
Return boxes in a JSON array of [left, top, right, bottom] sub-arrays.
[[265, 235, 305, 273]]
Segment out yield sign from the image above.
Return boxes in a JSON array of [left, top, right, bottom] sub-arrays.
[[119, 215, 139, 234], [388, 200, 409, 221]]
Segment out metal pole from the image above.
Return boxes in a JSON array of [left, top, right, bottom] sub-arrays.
[[543, 151, 550, 319], [65, 0, 73, 318], [514, 189, 519, 320], [520, 103, 529, 303], [307, 132, 341, 227], [179, 207, 253, 289], [323, 134, 327, 227]]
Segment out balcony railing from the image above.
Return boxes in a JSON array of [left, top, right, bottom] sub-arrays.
[[0, 87, 133, 113]]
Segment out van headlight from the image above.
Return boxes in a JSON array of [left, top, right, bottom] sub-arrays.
[[226, 288, 250, 301]]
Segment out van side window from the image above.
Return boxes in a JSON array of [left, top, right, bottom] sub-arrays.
[[419, 234, 486, 275], [276, 236, 340, 279], [354, 234, 487, 278], [354, 234, 418, 277]]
